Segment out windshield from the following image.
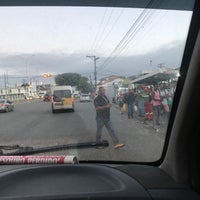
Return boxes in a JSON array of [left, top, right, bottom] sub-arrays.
[[0, 4, 194, 162], [54, 90, 72, 98]]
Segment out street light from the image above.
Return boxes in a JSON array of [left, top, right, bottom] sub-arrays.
[[86, 55, 99, 91], [42, 73, 52, 78]]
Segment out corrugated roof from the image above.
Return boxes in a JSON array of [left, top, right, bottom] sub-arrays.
[[131, 69, 178, 85]]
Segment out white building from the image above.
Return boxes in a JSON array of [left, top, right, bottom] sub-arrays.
[[97, 76, 124, 101], [0, 86, 34, 101]]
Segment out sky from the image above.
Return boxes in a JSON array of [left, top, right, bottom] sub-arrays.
[[0, 6, 193, 87]]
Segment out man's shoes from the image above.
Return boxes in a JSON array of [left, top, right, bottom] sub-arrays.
[[114, 143, 125, 149]]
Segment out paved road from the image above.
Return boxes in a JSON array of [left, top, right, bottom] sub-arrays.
[[0, 99, 167, 162]]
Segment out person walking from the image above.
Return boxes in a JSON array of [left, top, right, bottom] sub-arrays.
[[94, 87, 125, 149]]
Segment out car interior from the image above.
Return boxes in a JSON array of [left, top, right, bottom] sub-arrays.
[[0, 0, 200, 200]]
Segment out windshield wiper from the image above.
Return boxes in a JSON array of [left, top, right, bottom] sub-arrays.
[[0, 141, 109, 156]]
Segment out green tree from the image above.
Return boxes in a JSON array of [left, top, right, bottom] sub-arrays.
[[77, 77, 92, 93], [122, 78, 131, 87], [21, 79, 29, 88], [55, 73, 92, 93], [55, 73, 81, 86]]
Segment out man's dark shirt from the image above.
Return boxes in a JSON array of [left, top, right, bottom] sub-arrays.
[[124, 92, 135, 104], [94, 95, 110, 119]]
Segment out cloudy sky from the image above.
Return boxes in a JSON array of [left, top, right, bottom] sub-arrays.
[[0, 6, 192, 87]]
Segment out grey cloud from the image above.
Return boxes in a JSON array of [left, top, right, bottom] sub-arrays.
[[0, 40, 184, 83]]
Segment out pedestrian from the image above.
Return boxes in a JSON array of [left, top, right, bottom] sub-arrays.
[[144, 86, 153, 122], [160, 83, 170, 117], [136, 85, 149, 118], [94, 87, 125, 149], [117, 95, 124, 114], [151, 85, 162, 126], [124, 89, 135, 119]]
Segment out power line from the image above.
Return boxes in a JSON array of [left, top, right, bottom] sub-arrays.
[[90, 7, 109, 53], [99, 8, 156, 70], [97, 0, 158, 72], [94, 8, 115, 51], [103, 5, 168, 72], [96, 8, 124, 52], [90, 0, 118, 53]]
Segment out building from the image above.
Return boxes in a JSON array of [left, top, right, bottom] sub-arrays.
[[0, 86, 34, 101], [97, 75, 124, 101]]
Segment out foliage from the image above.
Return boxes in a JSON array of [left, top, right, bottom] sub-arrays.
[[55, 73, 92, 93], [122, 78, 131, 87], [21, 79, 29, 87]]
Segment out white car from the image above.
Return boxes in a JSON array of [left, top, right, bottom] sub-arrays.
[[80, 94, 91, 102], [0, 99, 14, 112]]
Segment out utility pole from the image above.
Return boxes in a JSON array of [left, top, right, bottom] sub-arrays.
[[158, 63, 165, 69], [4, 72, 7, 99], [86, 55, 99, 91]]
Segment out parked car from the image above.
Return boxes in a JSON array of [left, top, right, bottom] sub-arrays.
[[80, 94, 91, 102], [0, 99, 14, 112]]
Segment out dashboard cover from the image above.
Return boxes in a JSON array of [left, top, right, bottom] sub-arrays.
[[0, 164, 150, 199]]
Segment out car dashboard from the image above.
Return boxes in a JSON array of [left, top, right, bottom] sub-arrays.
[[0, 164, 199, 200]]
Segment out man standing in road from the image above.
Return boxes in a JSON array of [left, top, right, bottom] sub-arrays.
[[124, 88, 135, 119], [94, 87, 125, 149]]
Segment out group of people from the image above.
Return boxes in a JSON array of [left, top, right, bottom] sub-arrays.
[[92, 83, 175, 150], [118, 83, 175, 126]]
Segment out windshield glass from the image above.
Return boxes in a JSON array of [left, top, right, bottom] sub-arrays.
[[0, 4, 193, 162], [54, 90, 72, 98]]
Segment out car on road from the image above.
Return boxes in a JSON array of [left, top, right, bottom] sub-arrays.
[[0, 99, 14, 112], [51, 85, 75, 112], [80, 94, 91, 102], [25, 96, 33, 100], [38, 91, 47, 98], [43, 94, 51, 102]]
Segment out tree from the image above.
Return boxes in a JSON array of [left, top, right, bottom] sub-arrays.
[[77, 77, 92, 93], [122, 78, 131, 87], [55, 73, 92, 93], [21, 79, 29, 88], [55, 73, 81, 86], [21, 79, 30, 98]]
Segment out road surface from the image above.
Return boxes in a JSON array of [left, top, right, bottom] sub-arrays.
[[0, 99, 168, 162]]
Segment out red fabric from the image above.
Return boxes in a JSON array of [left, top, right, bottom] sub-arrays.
[[144, 102, 153, 120]]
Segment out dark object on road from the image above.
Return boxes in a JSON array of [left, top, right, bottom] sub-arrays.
[[43, 94, 51, 102], [0, 140, 109, 155]]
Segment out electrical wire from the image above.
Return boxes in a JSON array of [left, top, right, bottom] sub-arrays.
[[95, 8, 124, 51], [97, 0, 161, 72]]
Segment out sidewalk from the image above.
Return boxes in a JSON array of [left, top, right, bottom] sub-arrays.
[[113, 103, 169, 134]]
